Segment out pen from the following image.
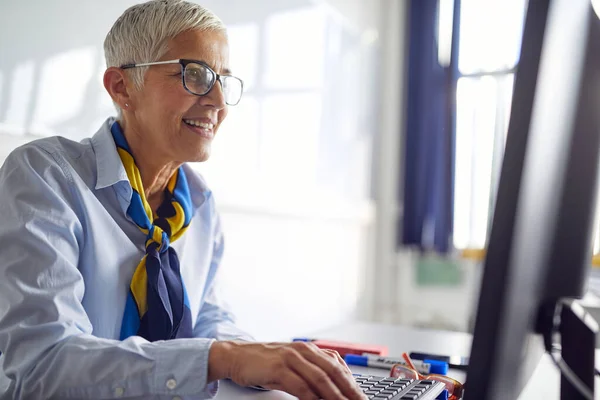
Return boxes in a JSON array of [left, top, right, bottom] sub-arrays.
[[344, 354, 448, 375]]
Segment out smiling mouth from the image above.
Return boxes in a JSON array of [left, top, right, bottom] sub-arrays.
[[183, 119, 214, 139]]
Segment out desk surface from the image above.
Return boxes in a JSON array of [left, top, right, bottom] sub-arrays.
[[215, 320, 600, 400]]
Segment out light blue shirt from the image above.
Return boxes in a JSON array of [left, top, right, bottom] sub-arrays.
[[0, 118, 252, 400]]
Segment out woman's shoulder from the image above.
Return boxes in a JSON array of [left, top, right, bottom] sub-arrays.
[[2, 135, 95, 190], [6, 133, 91, 163], [11, 135, 91, 164]]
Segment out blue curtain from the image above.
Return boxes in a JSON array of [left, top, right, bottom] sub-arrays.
[[401, 0, 460, 253]]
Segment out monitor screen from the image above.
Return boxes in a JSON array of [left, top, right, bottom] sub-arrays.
[[465, 0, 600, 398]]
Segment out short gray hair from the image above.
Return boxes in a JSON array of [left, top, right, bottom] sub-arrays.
[[104, 0, 226, 90]]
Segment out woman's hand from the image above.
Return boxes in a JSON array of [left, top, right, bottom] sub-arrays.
[[208, 340, 367, 400]]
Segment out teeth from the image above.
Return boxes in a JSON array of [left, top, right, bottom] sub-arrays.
[[183, 119, 213, 129]]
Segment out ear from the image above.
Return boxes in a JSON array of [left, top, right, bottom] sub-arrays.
[[103, 67, 134, 110]]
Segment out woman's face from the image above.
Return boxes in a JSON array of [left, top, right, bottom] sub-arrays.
[[128, 29, 230, 163]]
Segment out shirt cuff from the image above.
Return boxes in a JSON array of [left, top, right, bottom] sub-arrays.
[[212, 324, 255, 342], [152, 338, 218, 398]]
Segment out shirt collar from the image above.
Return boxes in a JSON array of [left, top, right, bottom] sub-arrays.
[[182, 163, 210, 211], [91, 117, 209, 211], [91, 117, 129, 190]]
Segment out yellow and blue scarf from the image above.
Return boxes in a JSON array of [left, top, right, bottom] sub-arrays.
[[112, 122, 194, 341]]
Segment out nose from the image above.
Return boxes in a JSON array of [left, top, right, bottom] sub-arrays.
[[200, 79, 227, 110]]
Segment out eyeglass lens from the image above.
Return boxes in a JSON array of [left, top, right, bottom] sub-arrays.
[[184, 62, 243, 105]]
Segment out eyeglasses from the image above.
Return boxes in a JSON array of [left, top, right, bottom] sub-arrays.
[[390, 353, 464, 400], [120, 59, 244, 106]]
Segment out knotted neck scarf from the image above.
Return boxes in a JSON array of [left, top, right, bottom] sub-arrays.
[[112, 121, 194, 341]]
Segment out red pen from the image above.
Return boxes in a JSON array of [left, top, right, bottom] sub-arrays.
[[292, 337, 388, 357]]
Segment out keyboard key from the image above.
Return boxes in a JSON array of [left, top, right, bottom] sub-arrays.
[[399, 394, 419, 400], [413, 384, 430, 391], [391, 383, 409, 391]]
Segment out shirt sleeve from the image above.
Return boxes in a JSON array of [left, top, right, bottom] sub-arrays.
[[192, 207, 255, 342], [0, 145, 218, 400]]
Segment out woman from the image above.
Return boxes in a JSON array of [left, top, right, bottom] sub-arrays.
[[0, 1, 365, 399]]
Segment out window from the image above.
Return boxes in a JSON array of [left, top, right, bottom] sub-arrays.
[[196, 7, 327, 201], [451, 0, 527, 250], [451, 0, 600, 270], [196, 4, 376, 205]]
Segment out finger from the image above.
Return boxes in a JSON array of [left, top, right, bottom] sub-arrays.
[[284, 347, 347, 400], [264, 369, 319, 400], [323, 349, 353, 375], [293, 344, 365, 400]]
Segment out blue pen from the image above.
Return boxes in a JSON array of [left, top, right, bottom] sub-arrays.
[[344, 354, 448, 375]]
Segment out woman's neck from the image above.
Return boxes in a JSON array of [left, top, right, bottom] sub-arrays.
[[141, 162, 181, 211], [119, 119, 182, 212]]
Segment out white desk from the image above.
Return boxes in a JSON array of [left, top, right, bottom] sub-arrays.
[[581, 292, 600, 347], [214, 321, 600, 400]]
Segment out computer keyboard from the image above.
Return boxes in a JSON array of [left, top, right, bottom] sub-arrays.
[[354, 375, 447, 400]]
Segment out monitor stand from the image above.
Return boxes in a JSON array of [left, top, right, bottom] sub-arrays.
[[559, 300, 597, 400]]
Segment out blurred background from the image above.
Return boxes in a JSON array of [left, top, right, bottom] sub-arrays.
[[0, 0, 599, 341]]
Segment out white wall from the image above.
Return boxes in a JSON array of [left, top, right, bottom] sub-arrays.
[[312, 0, 382, 33], [368, 0, 410, 323], [0, 0, 387, 341]]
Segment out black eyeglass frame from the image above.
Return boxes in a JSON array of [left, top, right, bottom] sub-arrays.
[[120, 59, 244, 106]]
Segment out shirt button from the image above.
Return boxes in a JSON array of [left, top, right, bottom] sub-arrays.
[[166, 378, 177, 390], [114, 387, 125, 397]]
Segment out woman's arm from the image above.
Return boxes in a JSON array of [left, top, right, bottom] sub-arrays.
[[0, 145, 217, 400]]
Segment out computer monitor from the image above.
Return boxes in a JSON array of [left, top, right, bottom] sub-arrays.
[[464, 0, 600, 399]]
